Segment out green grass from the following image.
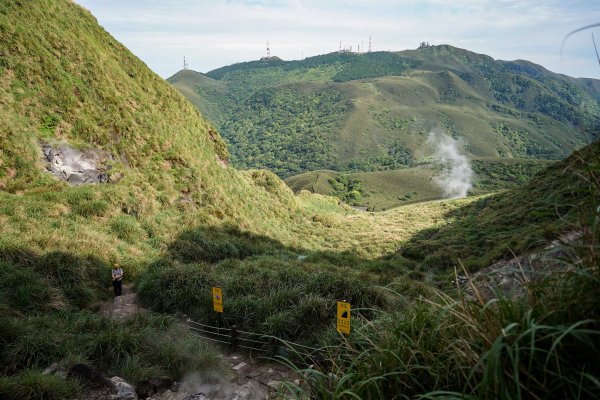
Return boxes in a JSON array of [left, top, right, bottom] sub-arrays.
[[398, 140, 600, 272], [285, 158, 552, 211], [0, 370, 80, 400]]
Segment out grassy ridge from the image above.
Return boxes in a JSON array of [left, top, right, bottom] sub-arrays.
[[400, 140, 600, 271], [0, 3, 476, 397]]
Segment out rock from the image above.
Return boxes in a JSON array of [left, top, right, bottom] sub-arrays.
[[67, 363, 108, 389], [182, 393, 209, 400], [108, 376, 138, 400], [136, 376, 173, 399], [67, 173, 85, 185], [267, 380, 280, 388], [232, 362, 247, 371], [42, 363, 59, 375], [41, 142, 114, 186]]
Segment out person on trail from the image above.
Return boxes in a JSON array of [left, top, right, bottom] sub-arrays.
[[112, 263, 123, 297]]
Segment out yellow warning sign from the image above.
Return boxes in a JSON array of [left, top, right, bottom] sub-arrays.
[[212, 287, 223, 313], [336, 301, 351, 335]]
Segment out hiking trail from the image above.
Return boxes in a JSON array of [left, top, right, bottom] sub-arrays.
[[97, 284, 301, 400]]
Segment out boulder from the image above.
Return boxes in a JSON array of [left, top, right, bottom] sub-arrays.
[[136, 376, 173, 399], [41, 142, 114, 185], [67, 363, 108, 389], [108, 376, 138, 400]]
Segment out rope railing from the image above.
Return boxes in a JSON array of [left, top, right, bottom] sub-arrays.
[[185, 317, 320, 359]]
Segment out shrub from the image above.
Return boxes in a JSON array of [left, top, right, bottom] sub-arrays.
[[0, 369, 79, 400], [109, 215, 147, 244]]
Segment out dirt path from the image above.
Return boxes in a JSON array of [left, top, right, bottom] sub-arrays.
[[100, 283, 139, 320], [99, 285, 300, 399]]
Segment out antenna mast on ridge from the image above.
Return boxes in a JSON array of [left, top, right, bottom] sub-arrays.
[[267, 41, 271, 58], [368, 36, 372, 52], [183, 56, 188, 70]]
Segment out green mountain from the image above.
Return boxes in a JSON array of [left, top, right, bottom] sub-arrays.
[[169, 47, 600, 178]]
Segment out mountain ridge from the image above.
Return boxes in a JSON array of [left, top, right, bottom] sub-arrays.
[[169, 44, 600, 178]]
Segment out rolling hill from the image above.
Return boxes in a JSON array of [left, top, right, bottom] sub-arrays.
[[169, 46, 600, 179], [285, 158, 554, 210]]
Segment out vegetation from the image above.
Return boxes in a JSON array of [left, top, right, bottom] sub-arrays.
[[285, 158, 553, 211], [400, 140, 600, 271], [328, 175, 365, 205], [170, 45, 598, 180], [283, 140, 600, 400], [2, 1, 600, 399]]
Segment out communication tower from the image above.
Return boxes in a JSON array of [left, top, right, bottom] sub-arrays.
[[183, 56, 188, 70], [267, 41, 270, 58], [368, 36, 372, 52]]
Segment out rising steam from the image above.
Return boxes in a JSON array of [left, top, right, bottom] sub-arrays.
[[427, 131, 473, 198]]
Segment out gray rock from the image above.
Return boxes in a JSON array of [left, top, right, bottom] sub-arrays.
[[182, 394, 209, 400], [42, 363, 59, 375], [109, 376, 138, 400], [41, 142, 114, 186]]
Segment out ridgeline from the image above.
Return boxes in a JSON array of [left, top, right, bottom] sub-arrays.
[[169, 46, 600, 179]]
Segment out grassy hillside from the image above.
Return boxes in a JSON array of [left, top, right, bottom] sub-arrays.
[[286, 158, 553, 211], [0, 2, 476, 396], [170, 46, 599, 178], [400, 139, 600, 271], [2, 1, 600, 399]]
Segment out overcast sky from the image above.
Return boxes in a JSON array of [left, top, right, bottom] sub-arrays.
[[75, 0, 600, 79]]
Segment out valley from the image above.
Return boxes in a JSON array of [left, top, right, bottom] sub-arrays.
[[1, 1, 599, 399]]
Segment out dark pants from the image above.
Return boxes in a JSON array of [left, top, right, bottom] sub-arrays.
[[113, 280, 122, 297]]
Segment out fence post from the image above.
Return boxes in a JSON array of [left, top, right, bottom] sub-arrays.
[[267, 337, 277, 357], [230, 325, 238, 350]]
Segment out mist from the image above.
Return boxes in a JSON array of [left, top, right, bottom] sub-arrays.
[[427, 131, 473, 199]]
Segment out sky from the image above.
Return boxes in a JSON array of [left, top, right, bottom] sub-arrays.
[[75, 0, 600, 79]]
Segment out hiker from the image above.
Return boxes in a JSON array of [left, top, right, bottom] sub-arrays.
[[112, 263, 123, 297]]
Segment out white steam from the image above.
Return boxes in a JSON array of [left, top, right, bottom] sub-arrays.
[[427, 131, 473, 199]]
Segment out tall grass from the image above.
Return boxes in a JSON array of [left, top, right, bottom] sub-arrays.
[[280, 154, 600, 399]]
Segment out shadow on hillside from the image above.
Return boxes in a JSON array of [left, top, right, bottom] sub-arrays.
[[167, 224, 293, 264], [0, 247, 109, 309], [136, 223, 429, 342]]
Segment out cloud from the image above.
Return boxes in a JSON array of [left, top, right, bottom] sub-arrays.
[[76, 0, 600, 78]]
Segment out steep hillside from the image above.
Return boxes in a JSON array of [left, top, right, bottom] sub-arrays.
[[170, 46, 600, 178], [400, 139, 600, 271], [0, 2, 448, 396]]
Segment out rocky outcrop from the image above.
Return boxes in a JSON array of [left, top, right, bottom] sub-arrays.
[[41, 143, 114, 185], [108, 376, 138, 400], [460, 231, 582, 301]]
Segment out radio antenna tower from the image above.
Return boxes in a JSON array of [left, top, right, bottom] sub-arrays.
[[183, 56, 188, 70], [267, 41, 270, 58], [368, 36, 372, 52]]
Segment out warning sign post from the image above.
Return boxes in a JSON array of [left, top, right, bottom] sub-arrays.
[[337, 301, 351, 335], [212, 287, 223, 313]]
